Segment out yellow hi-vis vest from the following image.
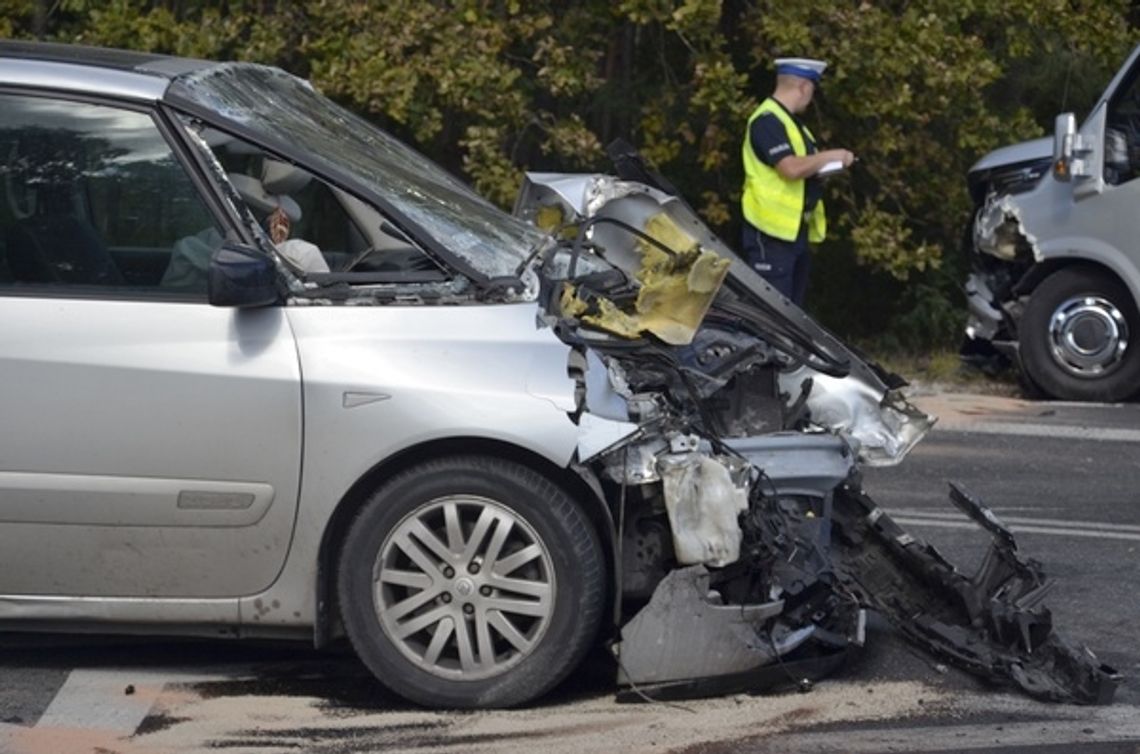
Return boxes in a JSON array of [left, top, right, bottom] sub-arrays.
[[742, 98, 826, 243]]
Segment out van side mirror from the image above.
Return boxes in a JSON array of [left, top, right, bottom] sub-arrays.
[[208, 242, 280, 307], [1053, 113, 1077, 182]]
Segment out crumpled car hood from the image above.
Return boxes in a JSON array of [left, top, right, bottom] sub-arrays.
[[516, 171, 934, 466]]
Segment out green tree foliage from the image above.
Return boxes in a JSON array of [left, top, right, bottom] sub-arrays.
[[743, 1, 1131, 280], [7, 1, 1134, 346]]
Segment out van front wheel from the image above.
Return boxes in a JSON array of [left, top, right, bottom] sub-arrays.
[[1019, 267, 1140, 401]]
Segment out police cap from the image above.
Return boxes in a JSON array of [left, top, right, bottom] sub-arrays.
[[774, 57, 827, 83]]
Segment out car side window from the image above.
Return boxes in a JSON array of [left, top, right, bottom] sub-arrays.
[[191, 123, 443, 278], [1106, 69, 1140, 186], [0, 93, 223, 295]]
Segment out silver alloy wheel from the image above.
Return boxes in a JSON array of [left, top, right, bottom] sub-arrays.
[[1047, 295, 1129, 377], [374, 495, 556, 681]]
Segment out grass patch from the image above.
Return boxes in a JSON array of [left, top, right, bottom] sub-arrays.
[[865, 348, 1021, 395]]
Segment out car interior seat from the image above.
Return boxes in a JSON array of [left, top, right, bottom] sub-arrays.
[[227, 163, 306, 226], [3, 137, 125, 286], [5, 209, 125, 286], [0, 228, 9, 283], [227, 159, 328, 274]]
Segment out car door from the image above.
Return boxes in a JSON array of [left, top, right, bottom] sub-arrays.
[[0, 90, 302, 599]]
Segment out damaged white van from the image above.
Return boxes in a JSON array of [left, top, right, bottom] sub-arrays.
[[964, 43, 1140, 402], [0, 41, 1117, 708]]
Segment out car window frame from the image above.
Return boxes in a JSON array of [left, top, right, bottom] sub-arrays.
[[159, 102, 464, 289], [159, 107, 453, 289], [0, 85, 243, 303], [162, 114, 386, 270]]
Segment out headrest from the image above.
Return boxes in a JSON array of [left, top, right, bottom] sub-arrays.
[[203, 128, 261, 154], [262, 159, 312, 195], [228, 173, 302, 223]]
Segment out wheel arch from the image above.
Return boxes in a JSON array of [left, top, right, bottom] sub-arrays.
[[1015, 248, 1140, 312], [312, 437, 618, 649], [1015, 258, 1124, 297], [1012, 258, 1140, 342]]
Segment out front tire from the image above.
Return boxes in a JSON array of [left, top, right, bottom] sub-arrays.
[[337, 455, 605, 708], [1019, 267, 1140, 401]]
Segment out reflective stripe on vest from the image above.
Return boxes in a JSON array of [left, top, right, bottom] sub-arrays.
[[741, 98, 826, 243]]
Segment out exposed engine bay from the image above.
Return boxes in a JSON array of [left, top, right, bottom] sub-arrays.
[[515, 147, 1119, 705]]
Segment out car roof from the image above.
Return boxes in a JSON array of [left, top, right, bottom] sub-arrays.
[[0, 40, 215, 101]]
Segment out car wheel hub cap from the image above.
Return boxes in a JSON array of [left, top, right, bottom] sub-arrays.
[[1048, 296, 1128, 377], [374, 495, 556, 681]]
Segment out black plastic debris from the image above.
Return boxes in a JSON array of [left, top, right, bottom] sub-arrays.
[[830, 482, 1120, 705]]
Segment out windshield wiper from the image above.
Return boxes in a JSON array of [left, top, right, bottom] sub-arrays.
[[513, 232, 558, 277]]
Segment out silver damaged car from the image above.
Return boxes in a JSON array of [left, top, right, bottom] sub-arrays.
[[0, 42, 1118, 708]]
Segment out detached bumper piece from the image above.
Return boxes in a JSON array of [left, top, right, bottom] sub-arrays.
[[617, 488, 867, 701], [615, 565, 859, 701], [616, 481, 1118, 705], [831, 483, 1119, 705]]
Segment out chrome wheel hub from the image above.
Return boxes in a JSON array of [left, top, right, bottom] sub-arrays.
[[374, 496, 555, 681], [1048, 296, 1129, 377]]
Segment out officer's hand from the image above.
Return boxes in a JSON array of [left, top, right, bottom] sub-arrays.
[[834, 149, 856, 168]]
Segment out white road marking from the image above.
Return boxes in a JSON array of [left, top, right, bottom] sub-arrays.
[[754, 713, 1140, 752], [888, 508, 1140, 533], [894, 517, 1140, 542], [6, 665, 253, 743], [34, 669, 172, 734], [890, 515, 1140, 542], [935, 420, 1140, 443]]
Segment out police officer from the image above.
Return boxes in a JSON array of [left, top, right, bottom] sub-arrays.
[[741, 57, 854, 306]]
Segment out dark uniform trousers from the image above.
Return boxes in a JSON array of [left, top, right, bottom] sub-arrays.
[[742, 219, 811, 306]]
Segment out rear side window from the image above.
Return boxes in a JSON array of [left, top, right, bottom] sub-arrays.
[[0, 93, 222, 294]]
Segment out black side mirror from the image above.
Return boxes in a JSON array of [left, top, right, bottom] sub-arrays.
[[208, 242, 280, 308]]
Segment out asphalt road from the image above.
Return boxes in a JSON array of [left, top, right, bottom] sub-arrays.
[[866, 392, 1140, 707], [2, 392, 1140, 753]]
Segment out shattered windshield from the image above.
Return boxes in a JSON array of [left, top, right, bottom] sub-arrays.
[[165, 63, 545, 279]]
